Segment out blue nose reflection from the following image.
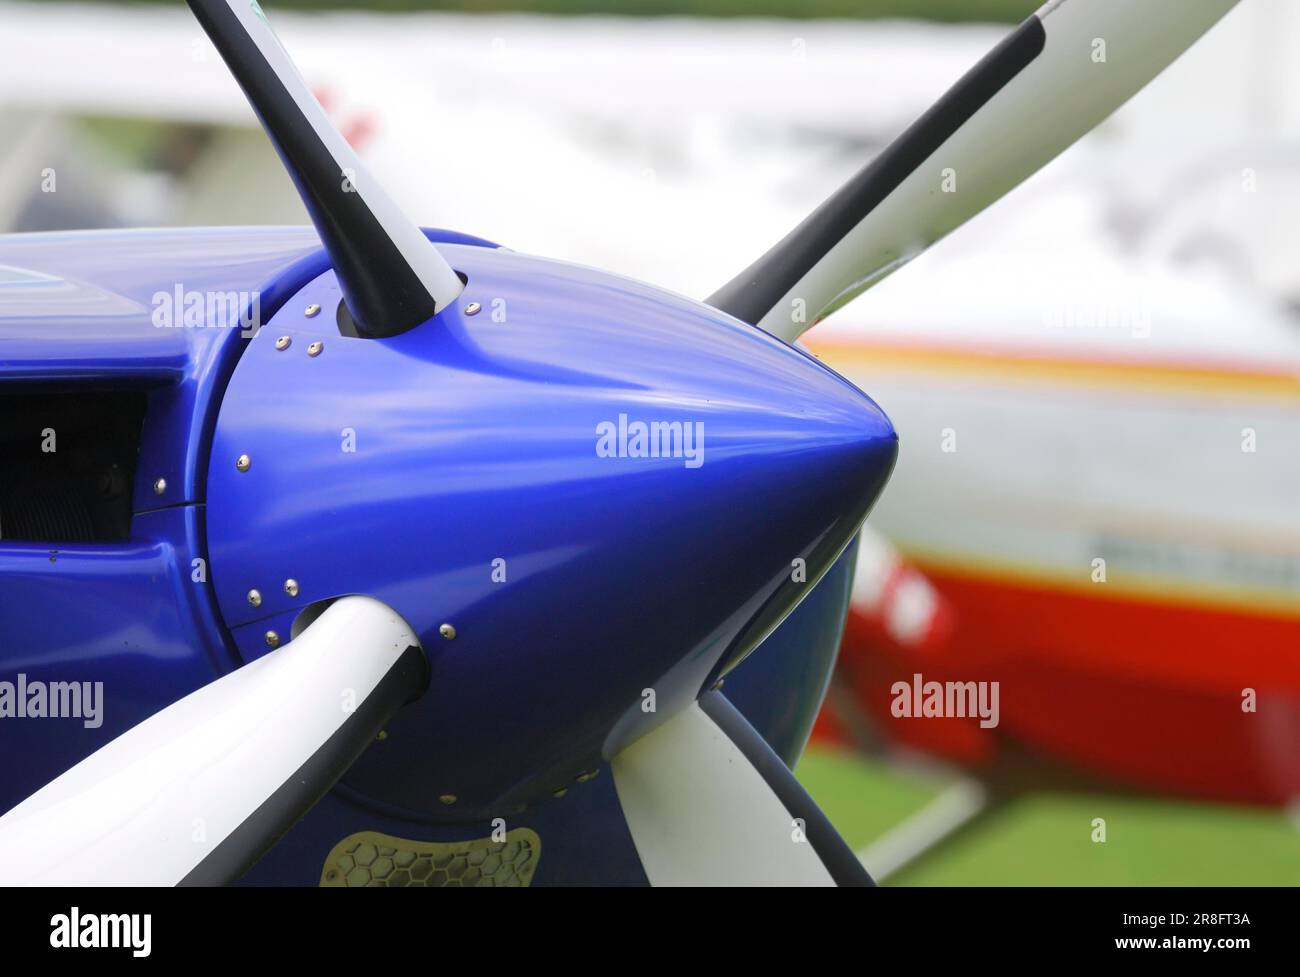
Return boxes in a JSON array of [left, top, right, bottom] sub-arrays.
[[204, 242, 896, 817]]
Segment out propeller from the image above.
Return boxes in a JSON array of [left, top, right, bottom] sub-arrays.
[[186, 0, 464, 337], [0, 597, 426, 885], [607, 0, 1237, 884], [0, 0, 1239, 886], [612, 692, 872, 885], [707, 0, 1240, 341]]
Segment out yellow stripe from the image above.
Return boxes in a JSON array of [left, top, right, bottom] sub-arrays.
[[807, 341, 1300, 401]]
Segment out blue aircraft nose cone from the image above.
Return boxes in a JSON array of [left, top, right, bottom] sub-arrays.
[[205, 242, 896, 816]]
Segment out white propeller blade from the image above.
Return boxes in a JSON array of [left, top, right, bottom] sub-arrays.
[[708, 0, 1240, 340], [0, 596, 424, 885], [188, 0, 465, 336], [612, 693, 871, 886]]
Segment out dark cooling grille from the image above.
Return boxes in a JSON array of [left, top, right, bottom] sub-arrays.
[[0, 391, 145, 542]]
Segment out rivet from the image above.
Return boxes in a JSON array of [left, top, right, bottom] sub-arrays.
[[439, 794, 457, 805], [247, 589, 262, 608], [265, 630, 280, 648], [439, 623, 457, 640], [376, 730, 388, 742], [152, 477, 167, 496], [274, 335, 291, 351], [307, 341, 323, 357], [576, 769, 600, 783], [284, 578, 300, 597], [304, 303, 321, 318], [551, 787, 568, 799], [464, 301, 482, 316], [236, 454, 251, 472]]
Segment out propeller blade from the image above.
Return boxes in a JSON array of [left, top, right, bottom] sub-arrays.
[[187, 0, 464, 337], [707, 0, 1239, 341], [0, 596, 426, 885], [612, 691, 873, 886]]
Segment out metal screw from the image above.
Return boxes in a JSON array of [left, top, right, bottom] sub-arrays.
[[307, 341, 323, 357], [284, 578, 300, 597], [247, 589, 262, 608], [439, 623, 457, 640], [464, 301, 482, 316], [274, 335, 291, 351], [265, 630, 280, 648], [376, 730, 388, 742], [236, 454, 251, 472], [152, 478, 167, 496], [304, 303, 321, 318], [438, 794, 457, 806]]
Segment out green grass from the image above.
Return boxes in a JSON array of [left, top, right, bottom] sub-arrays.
[[797, 746, 1300, 885], [795, 746, 946, 848]]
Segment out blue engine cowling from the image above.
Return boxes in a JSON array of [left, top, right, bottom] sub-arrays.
[[0, 226, 890, 880]]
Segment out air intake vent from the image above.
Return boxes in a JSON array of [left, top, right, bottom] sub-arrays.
[[320, 829, 540, 887], [0, 391, 145, 542]]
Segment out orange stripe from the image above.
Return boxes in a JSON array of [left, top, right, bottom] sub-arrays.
[[806, 339, 1300, 400]]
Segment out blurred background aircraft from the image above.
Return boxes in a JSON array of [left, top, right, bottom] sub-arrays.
[[3, 0, 1298, 884]]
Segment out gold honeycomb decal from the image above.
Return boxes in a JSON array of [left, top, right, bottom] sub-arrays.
[[320, 829, 541, 887]]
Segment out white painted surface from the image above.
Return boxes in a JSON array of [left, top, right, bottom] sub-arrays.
[[0, 596, 419, 885], [207, 0, 464, 313], [763, 0, 1240, 340], [612, 702, 834, 886]]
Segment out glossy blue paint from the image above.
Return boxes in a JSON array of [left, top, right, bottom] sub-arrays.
[[0, 507, 224, 811], [722, 535, 858, 766], [0, 228, 316, 511], [0, 227, 500, 513], [1, 224, 892, 884], [241, 764, 651, 886], [241, 545, 858, 885], [0, 226, 501, 820], [205, 243, 896, 819]]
